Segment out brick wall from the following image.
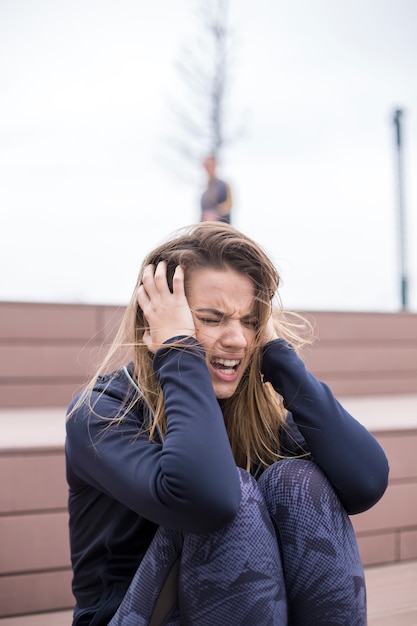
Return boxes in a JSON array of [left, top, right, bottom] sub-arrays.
[[353, 428, 417, 565], [1, 303, 417, 407], [0, 301, 124, 408]]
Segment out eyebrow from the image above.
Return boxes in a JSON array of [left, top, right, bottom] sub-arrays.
[[195, 307, 257, 320]]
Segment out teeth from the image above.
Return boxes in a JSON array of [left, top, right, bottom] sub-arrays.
[[211, 358, 241, 375], [212, 358, 240, 367]]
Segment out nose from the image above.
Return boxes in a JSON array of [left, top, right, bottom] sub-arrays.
[[220, 319, 248, 349]]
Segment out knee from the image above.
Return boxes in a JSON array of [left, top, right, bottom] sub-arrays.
[[259, 458, 322, 487], [258, 459, 334, 512]]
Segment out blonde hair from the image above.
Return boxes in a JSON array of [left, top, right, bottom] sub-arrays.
[[72, 222, 313, 471]]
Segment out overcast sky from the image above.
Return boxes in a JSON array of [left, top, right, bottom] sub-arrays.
[[1, 0, 417, 312]]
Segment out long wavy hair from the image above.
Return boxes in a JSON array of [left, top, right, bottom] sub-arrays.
[[72, 222, 312, 471]]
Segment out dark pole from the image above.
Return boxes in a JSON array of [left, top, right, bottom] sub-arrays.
[[393, 108, 408, 310]]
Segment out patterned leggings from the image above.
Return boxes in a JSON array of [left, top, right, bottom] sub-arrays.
[[109, 460, 366, 625]]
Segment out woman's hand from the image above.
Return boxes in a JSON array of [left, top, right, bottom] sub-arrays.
[[137, 262, 196, 353], [262, 311, 279, 345]]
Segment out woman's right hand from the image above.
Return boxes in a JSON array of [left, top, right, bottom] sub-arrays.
[[137, 261, 196, 353]]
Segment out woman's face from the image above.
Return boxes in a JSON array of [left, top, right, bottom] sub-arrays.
[[186, 267, 258, 399]]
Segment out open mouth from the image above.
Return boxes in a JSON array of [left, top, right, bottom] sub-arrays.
[[210, 358, 241, 376]]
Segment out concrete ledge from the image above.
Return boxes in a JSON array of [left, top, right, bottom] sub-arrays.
[[338, 393, 417, 432], [0, 408, 66, 451], [1, 394, 416, 452]]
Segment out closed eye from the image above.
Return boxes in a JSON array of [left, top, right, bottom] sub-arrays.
[[195, 308, 258, 329], [242, 318, 259, 329], [198, 317, 222, 325]]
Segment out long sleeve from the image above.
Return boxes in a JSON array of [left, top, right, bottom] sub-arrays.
[[262, 339, 389, 514], [66, 338, 241, 533]]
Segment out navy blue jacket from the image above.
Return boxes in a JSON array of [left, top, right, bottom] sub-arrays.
[[66, 338, 389, 624]]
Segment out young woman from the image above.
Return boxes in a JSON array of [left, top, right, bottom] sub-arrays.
[[66, 222, 389, 625]]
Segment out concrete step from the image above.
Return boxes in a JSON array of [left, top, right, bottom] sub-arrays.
[[0, 611, 72, 625], [0, 560, 416, 625], [366, 559, 417, 626]]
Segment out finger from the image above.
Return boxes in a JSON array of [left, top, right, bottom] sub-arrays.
[[136, 284, 150, 310], [153, 260, 170, 293], [171, 265, 185, 297], [141, 264, 158, 297]]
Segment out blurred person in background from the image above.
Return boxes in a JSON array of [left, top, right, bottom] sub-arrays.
[[200, 155, 232, 223]]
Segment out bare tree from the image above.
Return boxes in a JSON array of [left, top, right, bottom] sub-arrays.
[[168, 0, 240, 167]]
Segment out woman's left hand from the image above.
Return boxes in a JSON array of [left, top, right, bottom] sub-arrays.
[[262, 312, 279, 345]]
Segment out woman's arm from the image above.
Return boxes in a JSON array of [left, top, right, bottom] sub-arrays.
[[66, 338, 241, 533], [261, 339, 389, 514]]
